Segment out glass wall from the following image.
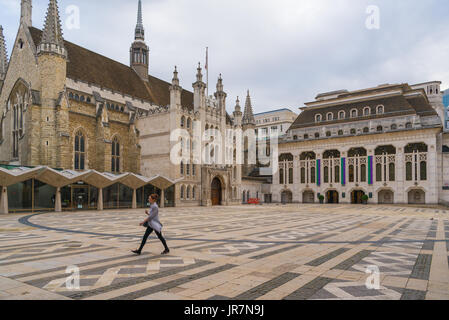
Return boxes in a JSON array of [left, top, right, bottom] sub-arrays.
[[135, 184, 175, 208], [8, 179, 56, 213], [61, 183, 98, 211], [8, 179, 33, 213], [103, 183, 133, 209]]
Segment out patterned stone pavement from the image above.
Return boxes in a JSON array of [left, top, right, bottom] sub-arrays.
[[0, 204, 448, 300]]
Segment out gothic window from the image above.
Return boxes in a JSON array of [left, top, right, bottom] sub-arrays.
[[335, 165, 340, 183], [349, 165, 355, 183], [377, 126, 383, 132], [376, 163, 382, 182], [186, 163, 190, 176], [180, 161, 184, 175], [12, 105, 23, 159], [180, 185, 185, 200], [186, 186, 191, 199], [338, 130, 344, 136], [406, 162, 413, 181], [181, 116, 185, 128], [74, 131, 86, 171], [420, 161, 427, 181], [193, 187, 196, 200], [75, 94, 79, 101], [80, 96, 85, 102], [301, 167, 306, 184], [69, 92, 74, 99], [187, 118, 191, 129], [311, 167, 316, 184], [360, 164, 367, 182], [363, 127, 369, 133], [406, 122, 412, 129], [192, 164, 196, 176], [324, 166, 329, 183], [389, 163, 395, 181], [391, 124, 397, 130], [279, 168, 284, 185], [293, 135, 298, 140], [86, 97, 91, 103], [111, 137, 120, 173]]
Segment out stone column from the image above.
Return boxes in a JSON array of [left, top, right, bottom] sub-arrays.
[[132, 189, 137, 209], [396, 146, 405, 204], [55, 187, 62, 212], [0, 187, 8, 215], [97, 188, 104, 211], [160, 189, 165, 208]]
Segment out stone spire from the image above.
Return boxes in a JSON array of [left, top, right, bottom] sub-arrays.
[[234, 96, 241, 113], [196, 63, 203, 83], [216, 74, 224, 92], [172, 66, 179, 86], [135, 0, 145, 41], [0, 26, 7, 80], [38, 0, 66, 57], [21, 0, 32, 26], [242, 90, 255, 125]]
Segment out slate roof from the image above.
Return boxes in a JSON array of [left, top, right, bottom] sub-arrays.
[[289, 84, 438, 130]]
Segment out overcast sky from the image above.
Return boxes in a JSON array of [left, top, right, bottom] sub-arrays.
[[1, 0, 449, 114]]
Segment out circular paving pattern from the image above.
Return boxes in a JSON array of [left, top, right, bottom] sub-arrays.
[[0, 204, 448, 300]]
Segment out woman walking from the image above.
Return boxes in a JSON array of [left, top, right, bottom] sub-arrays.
[[132, 194, 170, 255]]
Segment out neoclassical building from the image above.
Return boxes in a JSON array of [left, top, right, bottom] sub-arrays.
[[0, 0, 257, 213], [271, 82, 449, 206]]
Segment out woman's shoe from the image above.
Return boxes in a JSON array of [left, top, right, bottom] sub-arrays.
[[161, 249, 170, 255], [132, 250, 141, 255]]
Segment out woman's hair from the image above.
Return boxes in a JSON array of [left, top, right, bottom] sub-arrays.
[[150, 194, 159, 201]]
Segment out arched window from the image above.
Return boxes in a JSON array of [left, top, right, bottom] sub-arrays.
[[406, 122, 412, 129], [377, 126, 383, 132], [288, 167, 293, 184], [180, 161, 184, 175], [377, 105, 384, 114], [181, 116, 185, 128], [324, 166, 329, 183], [192, 186, 196, 200], [315, 114, 322, 122], [315, 132, 320, 138], [338, 130, 343, 136], [389, 163, 395, 181], [180, 185, 185, 199], [279, 168, 284, 184], [301, 167, 306, 184], [360, 164, 367, 182], [350, 128, 356, 135], [74, 131, 86, 170], [327, 113, 333, 121], [363, 107, 371, 116], [363, 127, 369, 133], [349, 165, 355, 182], [391, 124, 397, 130], [304, 134, 309, 139], [75, 94, 79, 101], [406, 162, 413, 181], [86, 97, 91, 103], [338, 111, 345, 119], [187, 118, 191, 129], [186, 186, 191, 199], [192, 164, 196, 176], [111, 137, 120, 173], [351, 109, 358, 118], [69, 92, 74, 99], [186, 163, 190, 175], [420, 161, 427, 181], [326, 131, 331, 137]]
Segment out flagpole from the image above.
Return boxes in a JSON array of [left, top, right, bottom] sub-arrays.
[[206, 47, 209, 97]]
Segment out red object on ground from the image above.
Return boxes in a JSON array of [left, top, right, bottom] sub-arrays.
[[247, 198, 260, 205]]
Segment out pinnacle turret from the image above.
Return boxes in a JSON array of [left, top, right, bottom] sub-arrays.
[[0, 26, 8, 79], [196, 63, 203, 83], [242, 90, 255, 125], [38, 0, 66, 57]]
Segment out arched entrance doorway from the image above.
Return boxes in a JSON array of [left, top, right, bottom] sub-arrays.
[[408, 189, 425, 204], [351, 190, 365, 204], [281, 190, 293, 204], [211, 177, 222, 206], [302, 191, 315, 203], [326, 190, 339, 204], [378, 190, 394, 204]]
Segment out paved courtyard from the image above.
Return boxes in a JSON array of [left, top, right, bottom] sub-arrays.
[[0, 204, 448, 300]]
